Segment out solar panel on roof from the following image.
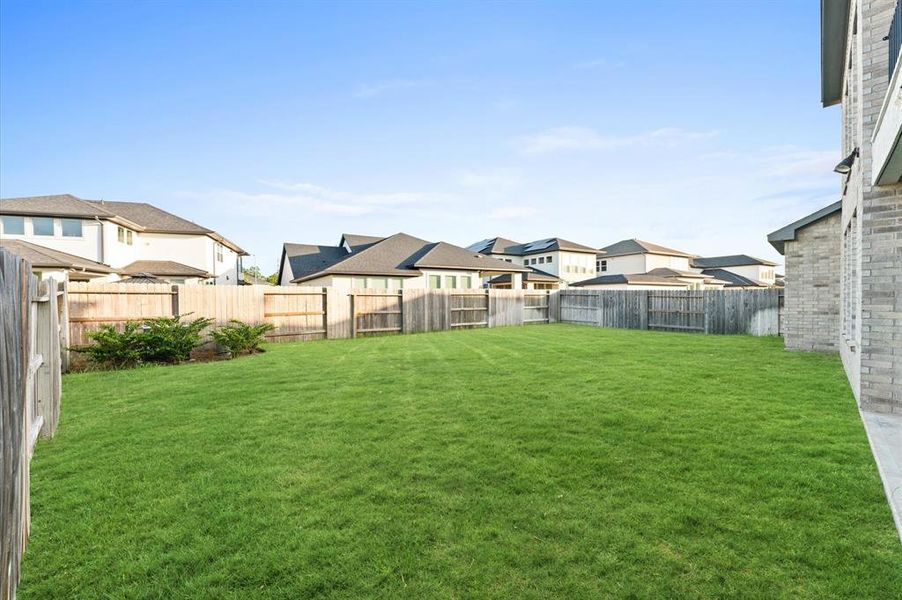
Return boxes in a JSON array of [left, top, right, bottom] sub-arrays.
[[523, 238, 555, 252]]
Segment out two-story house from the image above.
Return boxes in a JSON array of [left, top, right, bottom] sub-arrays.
[[467, 237, 598, 288], [769, 0, 901, 416], [0, 194, 247, 283], [278, 233, 529, 289], [583, 239, 775, 290]]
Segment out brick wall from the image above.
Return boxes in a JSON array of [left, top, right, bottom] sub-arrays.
[[783, 212, 842, 352], [840, 0, 902, 413]]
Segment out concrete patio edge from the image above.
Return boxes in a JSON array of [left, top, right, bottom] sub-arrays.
[[858, 407, 902, 545]]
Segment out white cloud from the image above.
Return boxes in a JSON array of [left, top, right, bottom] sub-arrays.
[[513, 126, 719, 155], [353, 79, 427, 99]]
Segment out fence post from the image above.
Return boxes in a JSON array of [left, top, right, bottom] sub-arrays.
[[58, 280, 70, 372], [350, 293, 357, 338], [170, 285, 180, 316]]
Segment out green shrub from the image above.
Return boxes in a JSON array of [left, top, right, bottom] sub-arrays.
[[74, 314, 212, 368], [211, 320, 274, 356], [76, 322, 145, 369], [140, 315, 213, 363]]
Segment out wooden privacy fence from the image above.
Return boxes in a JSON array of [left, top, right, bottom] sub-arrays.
[[558, 289, 780, 336], [1, 249, 66, 600], [66, 284, 779, 347]]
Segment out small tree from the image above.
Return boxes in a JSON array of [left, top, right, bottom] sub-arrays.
[[211, 320, 274, 356]]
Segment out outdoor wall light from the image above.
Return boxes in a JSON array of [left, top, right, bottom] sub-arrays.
[[834, 148, 858, 174]]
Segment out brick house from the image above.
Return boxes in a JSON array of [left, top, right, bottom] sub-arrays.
[[771, 1, 902, 414], [768, 202, 842, 352]]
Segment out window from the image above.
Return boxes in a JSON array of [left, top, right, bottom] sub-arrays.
[[32, 217, 54, 236], [445, 275, 457, 289], [461, 275, 472, 288], [538, 257, 545, 264], [600, 260, 607, 272], [126, 230, 133, 245], [429, 275, 441, 289], [369, 277, 388, 289], [1, 215, 24, 235], [170, 278, 186, 285], [61, 218, 82, 237], [546, 256, 552, 263], [352, 277, 366, 288], [118, 226, 125, 243], [216, 243, 224, 262]]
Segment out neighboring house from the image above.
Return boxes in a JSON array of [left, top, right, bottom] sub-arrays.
[[592, 239, 778, 289], [690, 255, 778, 286], [0, 239, 116, 282], [570, 273, 691, 290], [595, 239, 696, 275], [768, 201, 842, 352], [805, 0, 902, 413], [278, 233, 529, 289], [467, 237, 598, 287], [0, 194, 247, 284]]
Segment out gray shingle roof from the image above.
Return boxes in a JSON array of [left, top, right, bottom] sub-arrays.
[[767, 201, 842, 254], [121, 260, 212, 278], [283, 233, 529, 283], [0, 194, 246, 254], [340, 234, 384, 251], [0, 239, 115, 273], [571, 273, 687, 287], [699, 268, 768, 288], [646, 267, 708, 279], [597, 239, 696, 258], [119, 273, 167, 284], [690, 254, 778, 268], [469, 236, 596, 256], [488, 267, 560, 285], [467, 237, 522, 254]]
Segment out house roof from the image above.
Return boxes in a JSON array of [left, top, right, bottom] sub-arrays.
[[469, 236, 597, 256], [283, 233, 529, 283], [488, 267, 560, 285], [0, 194, 246, 255], [646, 267, 709, 279], [571, 273, 687, 287], [597, 238, 696, 258], [699, 268, 768, 288], [467, 237, 523, 255], [0, 239, 115, 274], [821, 0, 851, 107], [767, 200, 842, 254], [121, 260, 212, 278], [119, 273, 167, 284], [690, 254, 778, 268], [340, 233, 384, 252]]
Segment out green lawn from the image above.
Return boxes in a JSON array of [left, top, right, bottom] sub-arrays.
[[19, 325, 902, 598]]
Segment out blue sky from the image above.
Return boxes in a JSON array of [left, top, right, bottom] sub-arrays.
[[1, 0, 839, 273]]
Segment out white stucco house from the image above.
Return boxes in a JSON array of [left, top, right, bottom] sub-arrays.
[[0, 194, 247, 283], [467, 237, 598, 288], [278, 233, 529, 289], [584, 239, 776, 290]]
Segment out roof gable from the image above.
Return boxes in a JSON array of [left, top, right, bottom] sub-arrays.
[[767, 201, 842, 254], [691, 254, 778, 268], [597, 238, 695, 258]]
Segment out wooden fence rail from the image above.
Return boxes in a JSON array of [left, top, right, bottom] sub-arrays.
[[1, 249, 66, 600], [558, 289, 780, 336], [66, 284, 780, 348]]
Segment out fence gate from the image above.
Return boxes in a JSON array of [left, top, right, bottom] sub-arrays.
[[350, 290, 403, 337], [450, 291, 489, 329], [647, 290, 704, 333], [523, 291, 551, 324]]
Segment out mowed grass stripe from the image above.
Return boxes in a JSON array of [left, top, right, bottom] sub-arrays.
[[19, 325, 902, 599]]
